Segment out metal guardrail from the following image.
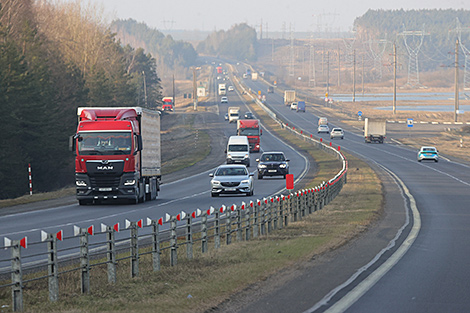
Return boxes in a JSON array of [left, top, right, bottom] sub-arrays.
[[0, 69, 348, 312]]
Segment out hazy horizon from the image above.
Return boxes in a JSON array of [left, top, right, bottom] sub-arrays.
[[89, 0, 470, 34]]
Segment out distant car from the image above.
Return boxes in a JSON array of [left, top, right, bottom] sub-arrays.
[[267, 86, 274, 93], [244, 112, 255, 119], [290, 102, 298, 110], [330, 128, 344, 139], [221, 96, 228, 103], [228, 86, 234, 91], [418, 146, 439, 162], [256, 152, 289, 179], [210, 164, 254, 197], [318, 125, 330, 134], [224, 113, 229, 121]]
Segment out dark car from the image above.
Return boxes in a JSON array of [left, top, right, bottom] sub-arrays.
[[244, 112, 255, 119], [256, 152, 289, 179]]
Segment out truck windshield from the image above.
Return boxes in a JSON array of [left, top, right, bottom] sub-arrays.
[[78, 132, 132, 155], [239, 129, 259, 136]]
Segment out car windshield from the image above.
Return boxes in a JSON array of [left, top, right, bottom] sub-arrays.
[[333, 128, 342, 132], [215, 167, 247, 176], [320, 125, 328, 129], [422, 148, 436, 153], [228, 144, 248, 152], [261, 154, 285, 162], [78, 132, 132, 156]]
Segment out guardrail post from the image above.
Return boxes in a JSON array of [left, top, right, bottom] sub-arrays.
[[279, 196, 284, 229], [170, 217, 178, 266], [273, 197, 279, 230], [236, 205, 243, 241], [253, 201, 259, 238], [301, 190, 306, 218], [151, 219, 161, 272], [215, 206, 223, 249], [45, 233, 59, 302], [130, 221, 139, 278], [226, 208, 232, 245], [186, 215, 193, 259], [201, 212, 208, 253], [260, 199, 266, 235], [10, 240, 23, 312], [105, 226, 116, 283], [245, 202, 252, 240], [267, 198, 273, 233], [79, 229, 90, 294]]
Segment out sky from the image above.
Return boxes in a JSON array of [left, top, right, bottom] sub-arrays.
[[90, 0, 470, 33]]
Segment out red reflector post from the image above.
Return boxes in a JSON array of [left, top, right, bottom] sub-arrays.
[[286, 174, 294, 190]]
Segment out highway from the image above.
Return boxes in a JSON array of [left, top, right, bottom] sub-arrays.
[[0, 74, 310, 270], [237, 65, 470, 312]]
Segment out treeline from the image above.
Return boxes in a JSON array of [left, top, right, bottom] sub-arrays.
[[354, 9, 470, 71], [0, 0, 162, 199], [111, 19, 198, 74], [197, 23, 257, 61]]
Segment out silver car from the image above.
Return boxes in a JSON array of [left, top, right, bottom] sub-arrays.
[[330, 128, 344, 139], [318, 125, 330, 134], [210, 165, 254, 197]]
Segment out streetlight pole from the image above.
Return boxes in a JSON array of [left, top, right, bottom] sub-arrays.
[[142, 71, 148, 107], [353, 49, 356, 102], [454, 39, 459, 122], [393, 43, 397, 115]]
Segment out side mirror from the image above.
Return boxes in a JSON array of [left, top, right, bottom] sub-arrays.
[[286, 159, 290, 162], [224, 149, 227, 153], [135, 135, 143, 155], [256, 159, 260, 162], [69, 135, 76, 153], [209, 173, 214, 177], [249, 172, 254, 177], [260, 129, 263, 135]]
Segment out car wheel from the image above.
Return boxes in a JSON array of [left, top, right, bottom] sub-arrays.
[[435, 159, 438, 162], [211, 193, 219, 197], [341, 137, 344, 139], [78, 200, 90, 205], [247, 162, 250, 167], [418, 159, 421, 162], [258, 174, 263, 179]]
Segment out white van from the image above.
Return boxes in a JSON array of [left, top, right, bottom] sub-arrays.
[[226, 136, 250, 166]]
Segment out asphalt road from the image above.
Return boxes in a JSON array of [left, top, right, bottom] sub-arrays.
[[0, 74, 310, 271], [235, 66, 470, 313]]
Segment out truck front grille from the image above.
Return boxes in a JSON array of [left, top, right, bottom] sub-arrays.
[[90, 175, 121, 188]]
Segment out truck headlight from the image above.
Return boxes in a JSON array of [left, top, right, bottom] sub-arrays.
[[244, 154, 249, 159], [227, 154, 232, 158], [124, 179, 136, 186], [76, 180, 87, 187]]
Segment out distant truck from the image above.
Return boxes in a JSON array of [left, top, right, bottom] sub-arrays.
[[364, 118, 386, 143], [162, 97, 174, 111], [71, 107, 161, 205], [237, 119, 262, 152], [228, 107, 240, 123], [284, 90, 296, 106], [218, 83, 227, 96], [297, 101, 306, 112], [251, 72, 258, 80], [318, 117, 328, 126]]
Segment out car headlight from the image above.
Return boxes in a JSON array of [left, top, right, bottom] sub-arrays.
[[124, 179, 136, 186], [76, 180, 87, 187], [258, 164, 267, 168], [212, 180, 221, 185], [241, 180, 250, 184], [279, 164, 287, 168]]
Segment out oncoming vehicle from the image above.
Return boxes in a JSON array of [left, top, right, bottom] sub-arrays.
[[290, 102, 298, 110], [256, 152, 289, 179], [224, 113, 229, 121], [330, 128, 344, 139], [228, 86, 234, 92], [244, 112, 255, 119], [209, 165, 254, 197], [226, 136, 250, 166], [318, 125, 330, 134], [221, 96, 228, 103], [418, 146, 439, 162]]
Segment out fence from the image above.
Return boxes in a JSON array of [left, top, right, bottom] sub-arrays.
[[1, 71, 348, 312]]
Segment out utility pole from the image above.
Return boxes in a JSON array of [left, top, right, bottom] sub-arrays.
[[172, 74, 176, 109], [362, 54, 365, 96], [393, 43, 397, 115], [455, 39, 459, 122], [338, 47, 341, 87], [142, 71, 148, 107], [327, 51, 330, 97], [353, 49, 356, 102], [192, 67, 198, 111]]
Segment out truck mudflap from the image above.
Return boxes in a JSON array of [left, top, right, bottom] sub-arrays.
[[365, 135, 385, 143]]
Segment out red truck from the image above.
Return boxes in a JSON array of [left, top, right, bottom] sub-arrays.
[[70, 107, 161, 205], [237, 119, 261, 152], [162, 97, 174, 111], [216, 66, 223, 74]]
